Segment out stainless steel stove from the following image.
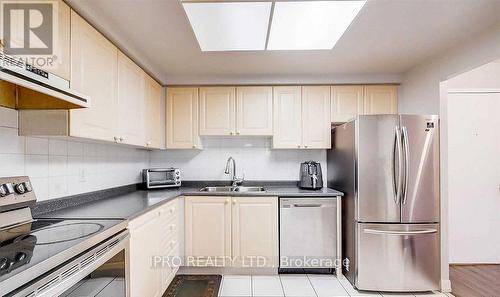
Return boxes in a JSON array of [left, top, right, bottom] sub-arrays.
[[0, 177, 129, 297]]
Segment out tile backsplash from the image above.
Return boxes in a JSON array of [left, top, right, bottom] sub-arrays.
[[1, 107, 326, 202], [0, 107, 149, 201], [150, 137, 326, 183]]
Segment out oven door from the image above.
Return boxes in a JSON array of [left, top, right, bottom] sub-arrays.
[[11, 231, 129, 297]]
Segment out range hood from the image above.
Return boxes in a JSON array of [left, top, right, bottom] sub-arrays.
[[0, 51, 90, 110]]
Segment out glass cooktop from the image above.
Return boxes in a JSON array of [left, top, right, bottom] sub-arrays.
[[0, 218, 124, 285]]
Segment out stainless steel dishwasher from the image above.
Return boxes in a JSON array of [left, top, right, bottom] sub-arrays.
[[279, 197, 338, 273]]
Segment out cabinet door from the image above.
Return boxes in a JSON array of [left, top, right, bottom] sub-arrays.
[[129, 211, 162, 297], [363, 85, 398, 115], [1, 0, 70, 80], [236, 87, 273, 135], [232, 196, 278, 267], [185, 196, 232, 266], [145, 76, 163, 149], [117, 51, 146, 146], [166, 87, 201, 149], [273, 86, 302, 149], [51, 0, 71, 80], [302, 86, 331, 149], [199, 87, 236, 136], [69, 11, 118, 142], [331, 85, 363, 123]]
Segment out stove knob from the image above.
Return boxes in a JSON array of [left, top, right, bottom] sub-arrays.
[[14, 183, 26, 194], [0, 258, 7, 270], [23, 181, 33, 192], [15, 252, 27, 262], [0, 183, 14, 197]]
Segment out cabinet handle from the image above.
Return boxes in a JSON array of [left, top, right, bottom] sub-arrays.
[[114, 136, 119, 142], [170, 207, 175, 213], [146, 141, 151, 146], [297, 145, 301, 148], [225, 199, 229, 204], [232, 199, 236, 205], [236, 132, 240, 135], [192, 145, 197, 149], [119, 137, 124, 142], [229, 132, 234, 135], [304, 144, 308, 148]]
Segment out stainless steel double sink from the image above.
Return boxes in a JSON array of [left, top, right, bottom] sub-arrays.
[[199, 186, 266, 193]]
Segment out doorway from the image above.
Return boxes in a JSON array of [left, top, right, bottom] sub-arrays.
[[444, 61, 500, 297]]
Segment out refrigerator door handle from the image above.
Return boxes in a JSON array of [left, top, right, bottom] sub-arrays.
[[364, 228, 438, 235], [401, 126, 410, 205], [392, 126, 403, 205]]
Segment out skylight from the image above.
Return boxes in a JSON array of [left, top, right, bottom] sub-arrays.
[[182, 0, 366, 52], [182, 2, 272, 51], [268, 1, 366, 50]]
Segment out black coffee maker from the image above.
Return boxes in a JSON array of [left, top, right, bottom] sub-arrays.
[[298, 161, 323, 190]]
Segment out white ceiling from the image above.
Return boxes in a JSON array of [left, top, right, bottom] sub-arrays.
[[66, 0, 500, 85]]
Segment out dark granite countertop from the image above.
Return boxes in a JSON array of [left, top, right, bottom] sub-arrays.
[[35, 183, 343, 221]]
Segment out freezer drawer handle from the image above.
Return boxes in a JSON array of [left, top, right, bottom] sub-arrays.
[[364, 228, 437, 235]]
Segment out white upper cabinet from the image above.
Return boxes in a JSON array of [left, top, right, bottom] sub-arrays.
[[331, 85, 364, 123], [302, 86, 331, 149], [145, 76, 163, 149], [69, 10, 118, 142], [166, 87, 201, 149], [117, 51, 146, 146], [52, 0, 71, 81], [236, 87, 273, 135], [199, 87, 236, 136], [273, 86, 302, 149], [363, 85, 398, 115], [1, 0, 70, 80]]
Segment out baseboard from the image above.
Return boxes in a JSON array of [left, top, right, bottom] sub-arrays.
[[441, 279, 452, 293]]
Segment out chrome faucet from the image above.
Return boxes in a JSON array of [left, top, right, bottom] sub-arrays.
[[224, 156, 243, 186]]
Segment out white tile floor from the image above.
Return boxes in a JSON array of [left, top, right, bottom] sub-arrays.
[[219, 275, 454, 297]]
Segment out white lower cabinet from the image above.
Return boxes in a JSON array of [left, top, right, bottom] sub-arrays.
[[184, 196, 278, 268], [184, 196, 232, 266], [232, 197, 279, 267], [129, 199, 179, 297]]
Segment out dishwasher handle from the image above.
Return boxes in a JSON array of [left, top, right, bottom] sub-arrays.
[[292, 203, 323, 208], [281, 200, 336, 208]]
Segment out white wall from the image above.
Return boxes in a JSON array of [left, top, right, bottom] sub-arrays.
[[447, 59, 500, 89], [150, 137, 326, 183], [399, 23, 500, 114], [0, 107, 149, 201]]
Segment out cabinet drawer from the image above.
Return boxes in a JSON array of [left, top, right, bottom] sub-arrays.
[[160, 200, 178, 218]]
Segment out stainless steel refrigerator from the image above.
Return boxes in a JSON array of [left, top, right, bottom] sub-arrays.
[[327, 114, 440, 292]]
